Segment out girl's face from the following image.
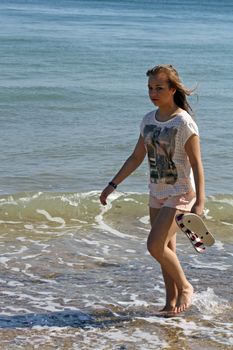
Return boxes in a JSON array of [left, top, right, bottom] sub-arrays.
[[148, 72, 176, 108]]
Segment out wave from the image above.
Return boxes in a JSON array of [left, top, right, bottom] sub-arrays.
[[0, 191, 232, 240]]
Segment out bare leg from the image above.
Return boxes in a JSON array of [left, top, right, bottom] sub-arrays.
[[161, 237, 178, 311], [148, 206, 193, 313], [150, 208, 178, 312]]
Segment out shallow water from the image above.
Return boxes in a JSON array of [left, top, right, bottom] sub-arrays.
[[0, 191, 232, 349], [0, 0, 233, 348]]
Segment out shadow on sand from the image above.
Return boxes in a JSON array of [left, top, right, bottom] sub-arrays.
[[0, 309, 131, 329], [0, 308, 175, 329]]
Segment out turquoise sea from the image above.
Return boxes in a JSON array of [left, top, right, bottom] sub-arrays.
[[0, 1, 232, 349]]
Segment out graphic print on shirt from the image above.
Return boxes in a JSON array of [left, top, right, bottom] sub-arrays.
[[143, 124, 178, 185]]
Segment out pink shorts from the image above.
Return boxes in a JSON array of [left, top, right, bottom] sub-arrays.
[[149, 191, 196, 212]]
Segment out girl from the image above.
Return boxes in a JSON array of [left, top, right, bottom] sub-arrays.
[[99, 64, 205, 314]]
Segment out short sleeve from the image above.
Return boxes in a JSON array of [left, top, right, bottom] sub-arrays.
[[140, 111, 155, 136], [140, 116, 146, 136], [182, 119, 199, 146]]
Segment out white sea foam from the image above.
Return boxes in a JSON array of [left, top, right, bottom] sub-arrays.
[[21, 253, 41, 260], [102, 245, 110, 255], [19, 192, 42, 203], [118, 293, 157, 308], [203, 208, 212, 219], [222, 221, 233, 227], [7, 280, 24, 287], [95, 192, 132, 239], [0, 196, 17, 205], [11, 267, 20, 272], [81, 238, 100, 246], [0, 220, 22, 224], [136, 308, 232, 347], [209, 195, 233, 206], [71, 218, 88, 224], [190, 257, 231, 271], [36, 209, 65, 227], [123, 198, 138, 202], [125, 249, 136, 253], [60, 191, 99, 205], [60, 194, 79, 207], [2, 306, 32, 315], [24, 224, 34, 230], [139, 215, 150, 225], [193, 288, 231, 318], [79, 252, 105, 261], [214, 240, 225, 250], [104, 328, 168, 349], [2, 246, 29, 256], [21, 263, 35, 279], [0, 257, 10, 267]]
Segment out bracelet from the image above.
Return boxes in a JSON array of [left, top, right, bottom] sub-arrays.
[[108, 181, 117, 189]]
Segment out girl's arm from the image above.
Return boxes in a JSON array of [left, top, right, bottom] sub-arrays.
[[99, 134, 146, 205], [185, 134, 205, 215]]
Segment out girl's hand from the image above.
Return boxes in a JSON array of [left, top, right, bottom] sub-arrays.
[[191, 201, 205, 216], [99, 185, 115, 205]]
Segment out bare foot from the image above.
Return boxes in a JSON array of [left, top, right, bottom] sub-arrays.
[[174, 284, 193, 314], [159, 304, 176, 313]]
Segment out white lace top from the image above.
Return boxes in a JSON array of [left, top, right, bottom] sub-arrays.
[[140, 109, 199, 199]]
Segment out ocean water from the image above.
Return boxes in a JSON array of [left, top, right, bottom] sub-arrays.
[[0, 0, 233, 349]]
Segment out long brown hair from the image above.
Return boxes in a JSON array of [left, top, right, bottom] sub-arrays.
[[146, 64, 195, 113]]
